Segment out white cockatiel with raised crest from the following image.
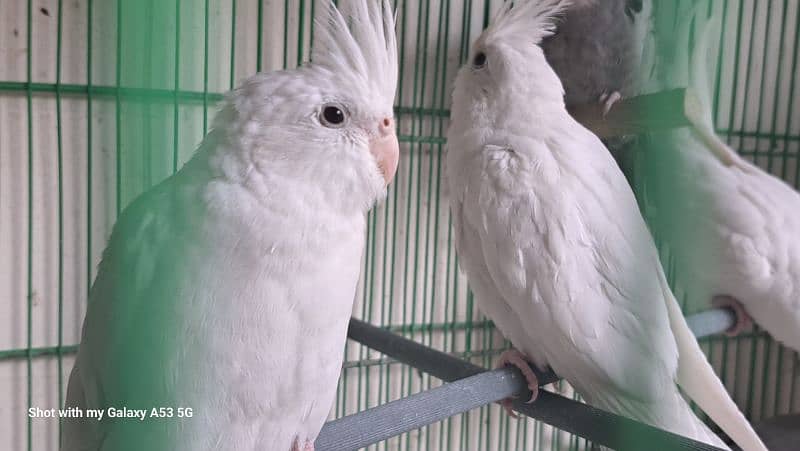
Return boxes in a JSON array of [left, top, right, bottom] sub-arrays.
[[61, 1, 398, 451], [445, 1, 766, 450]]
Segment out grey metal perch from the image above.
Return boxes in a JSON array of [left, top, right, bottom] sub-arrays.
[[686, 307, 737, 340], [316, 367, 526, 450], [315, 308, 737, 450]]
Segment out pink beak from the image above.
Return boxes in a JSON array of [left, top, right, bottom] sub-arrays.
[[369, 117, 399, 185]]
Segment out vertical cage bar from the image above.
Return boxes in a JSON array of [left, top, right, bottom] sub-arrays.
[[757, 1, 775, 172], [229, 0, 236, 90], [86, 0, 94, 308], [172, 0, 181, 173], [724, 0, 746, 144], [115, 0, 122, 217], [26, 0, 35, 449], [788, 2, 800, 189], [309, 0, 316, 53], [143, 1, 153, 189], [756, 0, 786, 172], [772, 0, 791, 180], [203, 0, 209, 133], [712, 0, 730, 122], [283, 0, 290, 69], [416, 1, 435, 449], [55, 0, 65, 443], [257, 0, 264, 72], [735, 0, 759, 154], [297, 0, 305, 67]]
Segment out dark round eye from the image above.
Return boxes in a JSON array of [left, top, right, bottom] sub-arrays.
[[320, 104, 347, 127], [473, 51, 487, 68]]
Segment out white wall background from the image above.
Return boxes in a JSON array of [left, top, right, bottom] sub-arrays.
[[0, 0, 798, 450]]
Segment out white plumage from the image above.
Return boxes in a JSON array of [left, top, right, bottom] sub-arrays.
[[61, 1, 398, 450], [633, 7, 800, 354], [445, 1, 766, 449]]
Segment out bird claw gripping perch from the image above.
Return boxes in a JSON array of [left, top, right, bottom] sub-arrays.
[[599, 91, 623, 117], [291, 438, 314, 451], [496, 349, 540, 418], [712, 295, 753, 337]]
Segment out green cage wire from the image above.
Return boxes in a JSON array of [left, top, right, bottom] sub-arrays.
[[0, 0, 798, 450]]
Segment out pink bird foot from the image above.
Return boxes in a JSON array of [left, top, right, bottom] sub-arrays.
[[599, 91, 623, 116], [713, 295, 752, 337], [290, 438, 314, 451], [496, 349, 539, 418]]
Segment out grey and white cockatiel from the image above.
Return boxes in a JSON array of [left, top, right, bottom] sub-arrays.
[[630, 5, 800, 354], [445, 1, 766, 449], [61, 1, 398, 450], [541, 0, 650, 113]]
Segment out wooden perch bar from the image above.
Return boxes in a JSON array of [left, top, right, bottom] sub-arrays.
[[568, 88, 692, 139]]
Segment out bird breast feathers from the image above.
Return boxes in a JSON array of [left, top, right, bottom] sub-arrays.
[[449, 136, 680, 402]]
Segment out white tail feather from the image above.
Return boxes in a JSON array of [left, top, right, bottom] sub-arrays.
[[663, 292, 767, 451]]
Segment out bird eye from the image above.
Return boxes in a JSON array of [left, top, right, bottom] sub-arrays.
[[320, 103, 348, 128], [472, 52, 486, 69], [473, 51, 487, 69]]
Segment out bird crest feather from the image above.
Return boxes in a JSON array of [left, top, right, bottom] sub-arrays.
[[483, 0, 571, 46], [311, 0, 398, 111]]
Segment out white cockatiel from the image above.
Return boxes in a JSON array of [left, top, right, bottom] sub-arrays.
[[445, 1, 766, 450], [630, 6, 800, 354], [61, 1, 398, 450]]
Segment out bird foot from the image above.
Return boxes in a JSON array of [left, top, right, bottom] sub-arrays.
[[599, 91, 623, 116], [495, 349, 539, 418], [713, 295, 752, 337], [290, 438, 314, 451]]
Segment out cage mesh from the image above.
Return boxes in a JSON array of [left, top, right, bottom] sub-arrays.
[[0, 0, 798, 450]]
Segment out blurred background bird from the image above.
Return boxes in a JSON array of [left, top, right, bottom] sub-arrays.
[[628, 2, 800, 356], [541, 0, 650, 114], [541, 0, 652, 172], [60, 1, 398, 451]]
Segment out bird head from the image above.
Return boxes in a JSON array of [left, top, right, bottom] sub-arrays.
[[214, 0, 398, 213], [450, 0, 570, 132]]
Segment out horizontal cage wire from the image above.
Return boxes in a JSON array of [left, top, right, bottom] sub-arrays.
[[0, 0, 798, 450]]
